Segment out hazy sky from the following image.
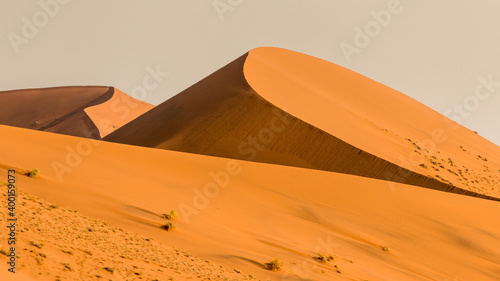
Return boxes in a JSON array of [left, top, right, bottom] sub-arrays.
[[2, 0, 500, 145]]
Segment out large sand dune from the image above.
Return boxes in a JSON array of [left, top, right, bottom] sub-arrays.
[[105, 47, 500, 200], [1, 124, 500, 280], [0, 86, 153, 139]]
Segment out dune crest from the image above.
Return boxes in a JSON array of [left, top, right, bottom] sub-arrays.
[[105, 47, 500, 201]]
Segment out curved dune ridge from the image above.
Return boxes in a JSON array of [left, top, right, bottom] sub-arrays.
[[1, 124, 500, 280], [105, 47, 500, 201], [0, 86, 153, 139]]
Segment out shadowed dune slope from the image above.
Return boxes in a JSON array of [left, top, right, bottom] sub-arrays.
[[1, 124, 500, 281], [0, 86, 153, 139], [105, 48, 500, 201]]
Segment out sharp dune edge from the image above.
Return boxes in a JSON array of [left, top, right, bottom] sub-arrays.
[[105, 47, 500, 201], [0, 86, 153, 139], [1, 124, 500, 280], [1, 47, 500, 281]]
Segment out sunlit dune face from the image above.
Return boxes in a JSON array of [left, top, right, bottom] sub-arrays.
[[244, 47, 500, 199]]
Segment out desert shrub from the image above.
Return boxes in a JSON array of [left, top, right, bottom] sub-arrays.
[[313, 253, 334, 263], [29, 168, 40, 178], [162, 209, 178, 220], [412, 143, 421, 150], [419, 164, 427, 169], [62, 263, 74, 271], [265, 258, 283, 271], [161, 222, 176, 231], [30, 241, 43, 249]]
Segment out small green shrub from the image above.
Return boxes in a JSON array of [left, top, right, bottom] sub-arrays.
[[265, 258, 283, 272], [29, 168, 40, 178], [161, 222, 176, 231], [162, 209, 178, 220]]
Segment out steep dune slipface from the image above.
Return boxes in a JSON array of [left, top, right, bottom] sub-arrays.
[[0, 86, 153, 139], [1, 125, 500, 281], [105, 48, 500, 201], [244, 47, 500, 199]]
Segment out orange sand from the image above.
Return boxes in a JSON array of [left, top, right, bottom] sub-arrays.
[[106, 48, 500, 200], [2, 47, 500, 280], [1, 124, 500, 280]]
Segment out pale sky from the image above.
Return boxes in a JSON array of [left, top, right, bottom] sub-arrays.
[[2, 0, 500, 145]]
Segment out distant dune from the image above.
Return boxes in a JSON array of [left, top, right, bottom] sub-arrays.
[[0, 86, 153, 139], [105, 47, 500, 201]]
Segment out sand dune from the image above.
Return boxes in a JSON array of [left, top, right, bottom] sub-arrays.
[[0, 86, 153, 139], [1, 124, 500, 280], [105, 47, 500, 200]]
